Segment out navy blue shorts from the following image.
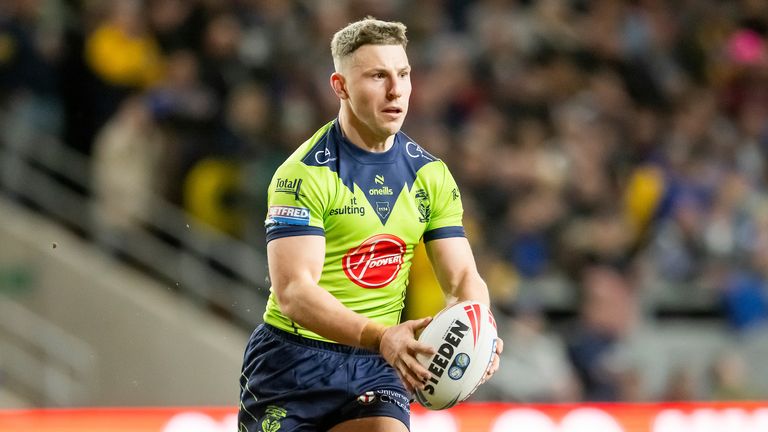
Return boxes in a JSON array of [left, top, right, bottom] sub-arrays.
[[238, 324, 410, 432]]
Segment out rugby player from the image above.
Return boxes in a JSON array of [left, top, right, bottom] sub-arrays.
[[239, 17, 502, 432]]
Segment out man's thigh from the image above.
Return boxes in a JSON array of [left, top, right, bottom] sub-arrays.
[[239, 325, 411, 431], [239, 326, 348, 431]]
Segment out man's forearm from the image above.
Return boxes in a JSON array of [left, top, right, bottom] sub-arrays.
[[277, 280, 385, 350], [448, 272, 490, 306]]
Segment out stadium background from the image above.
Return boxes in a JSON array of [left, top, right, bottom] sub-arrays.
[[1, 0, 767, 430]]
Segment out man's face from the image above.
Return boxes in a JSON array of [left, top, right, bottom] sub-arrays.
[[340, 44, 411, 139]]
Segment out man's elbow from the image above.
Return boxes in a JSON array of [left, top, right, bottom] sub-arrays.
[[273, 282, 302, 319]]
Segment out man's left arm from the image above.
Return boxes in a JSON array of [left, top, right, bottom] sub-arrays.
[[425, 236, 503, 383]]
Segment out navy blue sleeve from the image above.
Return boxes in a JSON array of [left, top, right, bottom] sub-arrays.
[[266, 225, 325, 243], [423, 226, 465, 242]]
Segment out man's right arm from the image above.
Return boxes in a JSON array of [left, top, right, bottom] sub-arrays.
[[268, 234, 435, 391]]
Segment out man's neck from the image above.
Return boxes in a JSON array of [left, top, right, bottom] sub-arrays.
[[337, 109, 394, 153]]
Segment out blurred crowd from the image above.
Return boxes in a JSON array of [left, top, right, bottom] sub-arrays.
[[2, 0, 768, 403]]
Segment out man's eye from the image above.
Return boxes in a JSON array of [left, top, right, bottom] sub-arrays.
[[374, 73, 386, 79]]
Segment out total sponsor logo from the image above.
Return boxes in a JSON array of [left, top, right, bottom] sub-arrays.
[[274, 177, 304, 200], [342, 234, 406, 288]]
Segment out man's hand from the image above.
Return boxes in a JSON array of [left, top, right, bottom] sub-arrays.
[[379, 317, 436, 393], [481, 337, 503, 384]]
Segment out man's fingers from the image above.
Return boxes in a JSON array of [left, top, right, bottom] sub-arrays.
[[414, 316, 432, 329], [490, 352, 500, 373], [381, 320, 443, 392], [395, 358, 425, 391], [411, 340, 436, 357], [403, 353, 431, 382], [397, 355, 430, 390], [396, 369, 414, 393], [402, 368, 424, 391], [479, 337, 503, 384], [481, 352, 501, 384], [489, 359, 498, 377]]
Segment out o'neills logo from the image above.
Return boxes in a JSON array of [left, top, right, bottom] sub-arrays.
[[342, 234, 406, 288]]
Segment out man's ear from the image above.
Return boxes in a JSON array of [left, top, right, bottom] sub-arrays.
[[330, 72, 348, 100]]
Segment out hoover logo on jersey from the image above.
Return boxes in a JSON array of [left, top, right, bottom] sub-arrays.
[[343, 234, 406, 288]]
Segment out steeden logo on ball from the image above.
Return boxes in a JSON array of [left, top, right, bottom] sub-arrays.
[[415, 301, 498, 410], [343, 234, 406, 288]]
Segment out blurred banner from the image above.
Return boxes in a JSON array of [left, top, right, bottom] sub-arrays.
[[2, 403, 768, 432]]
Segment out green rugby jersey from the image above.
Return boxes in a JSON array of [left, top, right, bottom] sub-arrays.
[[263, 120, 465, 342]]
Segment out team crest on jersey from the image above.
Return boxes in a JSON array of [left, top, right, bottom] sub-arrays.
[[260, 405, 286, 432], [375, 201, 391, 219], [415, 189, 431, 223], [343, 234, 406, 288]]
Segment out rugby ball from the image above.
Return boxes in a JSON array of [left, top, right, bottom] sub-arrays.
[[414, 301, 498, 410]]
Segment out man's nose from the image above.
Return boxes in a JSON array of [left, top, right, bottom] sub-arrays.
[[387, 77, 402, 99]]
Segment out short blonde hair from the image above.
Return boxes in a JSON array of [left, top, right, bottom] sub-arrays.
[[331, 17, 407, 69]]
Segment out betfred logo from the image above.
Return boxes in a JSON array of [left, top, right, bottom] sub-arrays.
[[343, 234, 406, 288], [265, 205, 310, 227]]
